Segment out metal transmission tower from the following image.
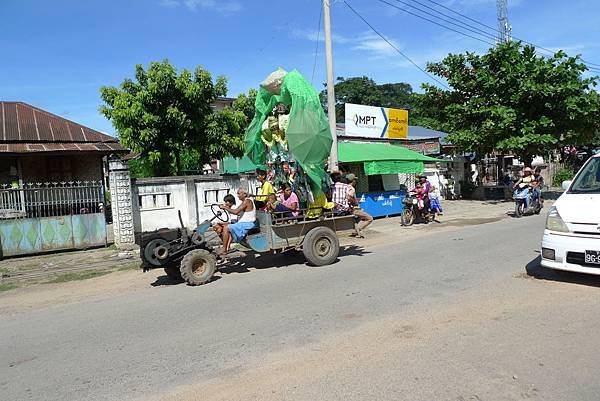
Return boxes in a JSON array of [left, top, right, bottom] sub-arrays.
[[496, 0, 512, 43]]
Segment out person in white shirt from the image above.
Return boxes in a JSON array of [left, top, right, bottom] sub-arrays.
[[428, 185, 443, 217]]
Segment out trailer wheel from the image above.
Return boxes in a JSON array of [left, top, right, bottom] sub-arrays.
[[180, 249, 217, 286], [163, 263, 183, 281], [303, 226, 339, 266]]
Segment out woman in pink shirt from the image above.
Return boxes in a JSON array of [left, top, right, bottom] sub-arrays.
[[276, 183, 299, 217]]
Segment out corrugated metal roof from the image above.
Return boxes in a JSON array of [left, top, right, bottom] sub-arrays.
[[0, 142, 125, 154], [0, 101, 127, 154]]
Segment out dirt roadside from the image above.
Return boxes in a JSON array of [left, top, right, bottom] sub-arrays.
[[0, 200, 529, 315]]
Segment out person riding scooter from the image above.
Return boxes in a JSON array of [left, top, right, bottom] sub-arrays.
[[513, 167, 535, 210], [531, 167, 544, 205]]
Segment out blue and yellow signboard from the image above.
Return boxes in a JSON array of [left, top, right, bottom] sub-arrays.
[[344, 103, 408, 139]]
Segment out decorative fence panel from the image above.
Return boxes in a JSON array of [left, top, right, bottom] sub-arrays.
[[0, 181, 106, 257]]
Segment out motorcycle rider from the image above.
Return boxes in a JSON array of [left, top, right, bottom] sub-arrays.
[[513, 166, 535, 210], [532, 167, 544, 204]]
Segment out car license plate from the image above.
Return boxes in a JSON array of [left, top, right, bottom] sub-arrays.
[[584, 250, 600, 265]]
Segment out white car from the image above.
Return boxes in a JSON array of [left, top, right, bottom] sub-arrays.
[[541, 153, 600, 274]]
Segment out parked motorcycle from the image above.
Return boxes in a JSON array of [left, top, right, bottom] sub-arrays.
[[401, 193, 433, 226], [513, 186, 543, 217]]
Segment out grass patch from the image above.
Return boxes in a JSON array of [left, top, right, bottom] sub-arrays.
[[45, 270, 112, 284], [0, 282, 19, 292], [117, 261, 141, 271], [0, 267, 10, 274]]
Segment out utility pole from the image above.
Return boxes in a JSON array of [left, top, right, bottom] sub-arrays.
[[496, 0, 511, 44], [323, 0, 338, 171]]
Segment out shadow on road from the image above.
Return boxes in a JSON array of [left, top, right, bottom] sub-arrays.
[[219, 245, 370, 275], [525, 256, 600, 288], [149, 245, 370, 286]]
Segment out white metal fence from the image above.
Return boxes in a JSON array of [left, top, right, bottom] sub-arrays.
[[0, 181, 105, 219]]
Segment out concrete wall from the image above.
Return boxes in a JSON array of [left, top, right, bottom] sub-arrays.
[[132, 174, 259, 233]]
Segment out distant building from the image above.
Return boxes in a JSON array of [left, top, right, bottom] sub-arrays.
[[0, 101, 127, 185], [212, 97, 236, 112]]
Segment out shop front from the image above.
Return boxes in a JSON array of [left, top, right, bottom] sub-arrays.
[[338, 141, 444, 218]]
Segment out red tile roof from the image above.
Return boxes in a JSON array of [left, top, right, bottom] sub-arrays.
[[0, 101, 127, 154]]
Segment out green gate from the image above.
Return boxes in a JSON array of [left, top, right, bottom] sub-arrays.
[[0, 214, 106, 257], [0, 181, 107, 258]]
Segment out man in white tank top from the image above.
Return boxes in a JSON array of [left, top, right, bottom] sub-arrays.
[[218, 187, 257, 255]]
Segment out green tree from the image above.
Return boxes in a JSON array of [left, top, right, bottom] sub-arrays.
[[100, 60, 244, 176], [420, 42, 600, 158], [178, 89, 257, 174], [232, 88, 257, 122], [320, 76, 415, 122]]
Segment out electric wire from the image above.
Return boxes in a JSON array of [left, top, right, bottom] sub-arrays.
[[389, 0, 498, 42], [343, 0, 450, 90], [376, 0, 496, 46], [417, 0, 600, 72]]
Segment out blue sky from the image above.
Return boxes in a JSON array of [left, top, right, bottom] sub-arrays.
[[1, 0, 599, 136]]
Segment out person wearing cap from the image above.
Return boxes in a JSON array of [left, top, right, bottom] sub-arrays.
[[346, 173, 373, 238], [513, 166, 535, 209]]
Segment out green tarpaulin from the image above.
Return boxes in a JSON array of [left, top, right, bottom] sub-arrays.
[[338, 141, 442, 163], [364, 160, 424, 175], [244, 70, 332, 194], [222, 156, 258, 174], [338, 141, 446, 176]]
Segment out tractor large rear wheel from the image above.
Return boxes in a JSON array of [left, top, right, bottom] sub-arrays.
[[180, 249, 217, 286], [303, 226, 339, 266]]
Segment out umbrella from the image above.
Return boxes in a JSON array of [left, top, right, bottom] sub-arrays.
[[286, 105, 332, 166]]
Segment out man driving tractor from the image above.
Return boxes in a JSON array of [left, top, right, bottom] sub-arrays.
[[215, 188, 256, 256]]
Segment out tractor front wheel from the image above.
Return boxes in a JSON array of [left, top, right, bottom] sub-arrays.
[[180, 249, 217, 286]]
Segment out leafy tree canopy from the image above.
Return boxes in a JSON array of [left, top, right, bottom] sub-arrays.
[[320, 76, 415, 122], [420, 42, 600, 157], [100, 60, 246, 176]]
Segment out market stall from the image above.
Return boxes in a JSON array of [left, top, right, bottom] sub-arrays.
[[338, 141, 445, 218]]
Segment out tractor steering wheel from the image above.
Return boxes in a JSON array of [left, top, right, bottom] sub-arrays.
[[211, 204, 230, 223]]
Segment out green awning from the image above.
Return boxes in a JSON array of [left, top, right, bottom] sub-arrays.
[[222, 156, 258, 174], [338, 141, 443, 163], [364, 160, 424, 175], [338, 141, 446, 176]]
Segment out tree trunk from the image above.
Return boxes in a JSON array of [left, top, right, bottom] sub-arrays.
[[174, 149, 182, 176]]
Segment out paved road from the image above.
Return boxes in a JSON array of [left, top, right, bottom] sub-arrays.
[[3, 214, 600, 401]]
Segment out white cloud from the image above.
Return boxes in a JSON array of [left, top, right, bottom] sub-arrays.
[[351, 32, 403, 58], [293, 29, 403, 59], [159, 0, 242, 14]]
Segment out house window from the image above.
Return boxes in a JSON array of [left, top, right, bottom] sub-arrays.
[[47, 157, 72, 182], [138, 193, 172, 210]]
